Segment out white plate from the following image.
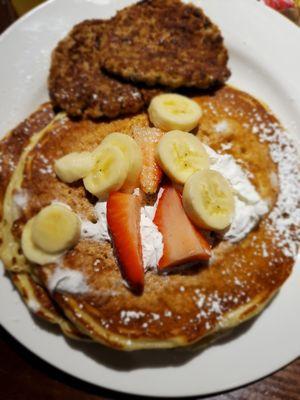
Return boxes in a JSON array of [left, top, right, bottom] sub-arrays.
[[0, 0, 299, 397]]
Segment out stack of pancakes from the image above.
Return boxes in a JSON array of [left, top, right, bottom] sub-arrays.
[[0, 0, 299, 350], [1, 86, 299, 349]]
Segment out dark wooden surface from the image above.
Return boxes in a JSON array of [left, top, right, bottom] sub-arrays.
[[0, 2, 299, 399]]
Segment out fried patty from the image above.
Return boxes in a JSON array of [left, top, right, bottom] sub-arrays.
[[101, 0, 230, 88], [48, 20, 159, 119]]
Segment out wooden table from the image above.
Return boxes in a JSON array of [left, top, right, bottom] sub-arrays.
[[0, 2, 299, 399]]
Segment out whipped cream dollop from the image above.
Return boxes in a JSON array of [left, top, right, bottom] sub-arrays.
[[204, 145, 269, 242], [81, 202, 110, 242], [140, 204, 163, 271], [48, 267, 90, 294], [80, 192, 163, 271]]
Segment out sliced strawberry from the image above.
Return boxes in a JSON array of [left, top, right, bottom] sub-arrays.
[[107, 192, 144, 292], [154, 185, 211, 271], [264, 0, 294, 10], [133, 126, 164, 194]]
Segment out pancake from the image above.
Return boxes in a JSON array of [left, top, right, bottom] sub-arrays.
[[11, 272, 86, 340], [0, 112, 62, 273], [101, 0, 230, 88], [49, 19, 160, 119], [0, 105, 86, 339], [0, 103, 54, 222], [7, 86, 299, 350]]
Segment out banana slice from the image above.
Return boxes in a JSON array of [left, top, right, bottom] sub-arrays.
[[21, 218, 62, 265], [157, 130, 210, 184], [148, 93, 202, 132], [54, 151, 96, 183], [183, 169, 235, 231], [32, 204, 81, 253], [84, 145, 128, 200], [96, 132, 142, 191]]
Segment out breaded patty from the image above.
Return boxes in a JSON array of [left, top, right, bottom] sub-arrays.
[[48, 20, 159, 119], [101, 0, 230, 88]]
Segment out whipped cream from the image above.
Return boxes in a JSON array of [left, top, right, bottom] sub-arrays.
[[81, 202, 110, 242], [135, 187, 164, 270], [140, 206, 163, 271], [204, 145, 269, 242], [80, 194, 164, 271], [48, 267, 90, 294]]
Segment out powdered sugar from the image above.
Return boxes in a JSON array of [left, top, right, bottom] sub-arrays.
[[12, 189, 28, 210], [27, 299, 41, 313], [214, 120, 229, 133], [119, 310, 161, 326], [120, 310, 145, 325], [255, 121, 300, 258], [12, 189, 28, 220]]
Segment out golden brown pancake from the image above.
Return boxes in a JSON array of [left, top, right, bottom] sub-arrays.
[[0, 104, 86, 339], [0, 103, 54, 222], [5, 86, 298, 350]]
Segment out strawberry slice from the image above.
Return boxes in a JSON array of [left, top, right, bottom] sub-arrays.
[[133, 126, 164, 194], [264, 0, 294, 10], [107, 192, 144, 292], [154, 185, 211, 271]]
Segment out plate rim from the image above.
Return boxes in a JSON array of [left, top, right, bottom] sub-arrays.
[[0, 0, 299, 397]]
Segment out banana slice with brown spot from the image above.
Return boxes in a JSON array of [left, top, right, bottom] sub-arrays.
[[84, 145, 129, 200], [157, 130, 210, 185], [97, 132, 142, 192], [183, 169, 235, 231], [148, 94, 202, 132]]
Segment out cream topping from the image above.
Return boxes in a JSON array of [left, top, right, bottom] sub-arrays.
[[81, 202, 110, 242], [48, 267, 90, 294], [140, 205, 163, 271], [80, 191, 163, 271], [204, 145, 269, 243]]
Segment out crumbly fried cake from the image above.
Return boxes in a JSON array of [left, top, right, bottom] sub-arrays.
[[101, 0, 230, 88], [0, 104, 86, 339], [5, 86, 298, 350], [48, 20, 160, 119]]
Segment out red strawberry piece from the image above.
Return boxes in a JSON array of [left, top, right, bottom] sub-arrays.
[[154, 185, 211, 271], [133, 126, 164, 194], [107, 192, 144, 293], [264, 0, 294, 10]]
